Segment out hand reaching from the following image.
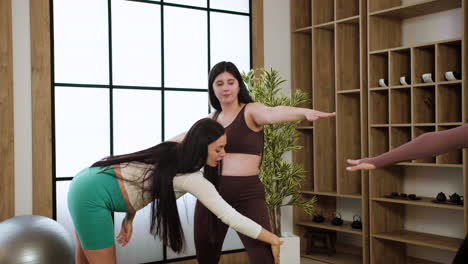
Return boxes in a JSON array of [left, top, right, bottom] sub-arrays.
[[346, 159, 376, 172], [305, 110, 336, 122], [117, 215, 133, 247]]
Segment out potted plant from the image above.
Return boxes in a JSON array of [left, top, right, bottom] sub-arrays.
[[243, 69, 316, 262]]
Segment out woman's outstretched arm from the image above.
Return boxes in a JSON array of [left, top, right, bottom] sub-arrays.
[[247, 102, 336, 126], [174, 172, 283, 263], [347, 124, 468, 171]]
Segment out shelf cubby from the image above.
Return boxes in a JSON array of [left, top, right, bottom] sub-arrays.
[[370, 127, 389, 157], [302, 242, 363, 264], [413, 126, 436, 163], [369, 0, 462, 19], [413, 86, 435, 124], [373, 228, 463, 253], [291, 0, 312, 128], [336, 22, 360, 91], [312, 0, 334, 25], [368, 16, 401, 51], [436, 40, 462, 82], [369, 52, 389, 88], [336, 93, 361, 195], [436, 126, 463, 165], [371, 202, 464, 252], [291, 0, 311, 30], [295, 130, 314, 191], [369, 167, 403, 198], [390, 49, 411, 86], [390, 88, 411, 124], [368, 0, 401, 13], [314, 118, 337, 193], [313, 25, 336, 194], [413, 45, 435, 85], [336, 0, 360, 20], [370, 90, 389, 124], [390, 126, 411, 150], [437, 84, 462, 123], [372, 237, 458, 264]]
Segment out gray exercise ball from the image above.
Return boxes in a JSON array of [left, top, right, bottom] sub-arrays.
[[0, 215, 75, 264]]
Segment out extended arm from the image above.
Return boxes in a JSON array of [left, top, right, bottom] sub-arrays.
[[347, 125, 468, 171], [174, 173, 281, 246], [248, 102, 335, 126]]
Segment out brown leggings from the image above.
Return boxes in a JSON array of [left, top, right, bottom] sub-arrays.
[[194, 175, 274, 264]]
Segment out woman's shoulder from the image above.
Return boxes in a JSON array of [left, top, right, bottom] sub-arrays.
[[173, 169, 205, 190]]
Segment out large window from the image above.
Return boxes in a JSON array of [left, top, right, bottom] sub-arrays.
[[51, 0, 252, 262]]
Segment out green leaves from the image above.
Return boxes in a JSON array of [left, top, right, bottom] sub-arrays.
[[242, 68, 316, 218]]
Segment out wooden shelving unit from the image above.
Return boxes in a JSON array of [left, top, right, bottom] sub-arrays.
[[291, 0, 369, 263], [366, 1, 467, 263], [292, 0, 467, 263]]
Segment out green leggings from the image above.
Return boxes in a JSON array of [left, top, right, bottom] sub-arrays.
[[68, 166, 129, 250]]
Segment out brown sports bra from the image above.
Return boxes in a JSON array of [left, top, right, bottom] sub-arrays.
[[213, 104, 264, 156]]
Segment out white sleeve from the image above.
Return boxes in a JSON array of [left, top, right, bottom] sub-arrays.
[[174, 172, 263, 239]]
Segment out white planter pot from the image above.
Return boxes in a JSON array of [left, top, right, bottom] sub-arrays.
[[280, 232, 300, 264]]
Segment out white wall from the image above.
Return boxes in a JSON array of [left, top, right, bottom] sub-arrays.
[[263, 0, 294, 236], [12, 0, 32, 216]]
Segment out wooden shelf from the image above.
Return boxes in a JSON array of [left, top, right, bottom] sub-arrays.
[[437, 80, 463, 85], [294, 26, 313, 34], [390, 124, 411, 127], [406, 257, 443, 264], [293, 0, 466, 263], [372, 230, 463, 252], [335, 15, 360, 24], [302, 251, 362, 264], [369, 87, 388, 91], [297, 221, 363, 235], [437, 122, 463, 126], [369, 38, 462, 54], [372, 196, 464, 210], [337, 89, 360, 94], [413, 123, 436, 126], [389, 85, 411, 89], [300, 190, 362, 200], [413, 83, 436, 87], [369, 0, 462, 19], [297, 126, 314, 130], [314, 21, 335, 30]]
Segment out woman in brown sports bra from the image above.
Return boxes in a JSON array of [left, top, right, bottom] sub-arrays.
[[194, 61, 336, 264]]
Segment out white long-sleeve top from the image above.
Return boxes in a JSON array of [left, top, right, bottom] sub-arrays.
[[120, 162, 262, 239]]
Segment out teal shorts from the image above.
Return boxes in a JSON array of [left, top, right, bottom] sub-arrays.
[[67, 166, 129, 250]]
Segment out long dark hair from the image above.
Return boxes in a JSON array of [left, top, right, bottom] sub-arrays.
[[208, 61, 254, 111], [91, 118, 225, 252]]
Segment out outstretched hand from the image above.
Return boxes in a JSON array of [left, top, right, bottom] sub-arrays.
[[117, 216, 133, 247], [305, 110, 336, 122], [346, 159, 376, 172]]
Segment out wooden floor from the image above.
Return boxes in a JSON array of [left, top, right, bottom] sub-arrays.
[[172, 252, 326, 264], [172, 252, 249, 264]]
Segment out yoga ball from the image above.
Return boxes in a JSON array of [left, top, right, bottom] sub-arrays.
[[0, 215, 75, 264]]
